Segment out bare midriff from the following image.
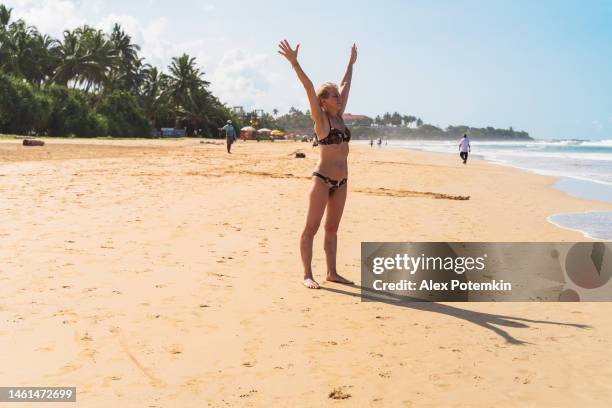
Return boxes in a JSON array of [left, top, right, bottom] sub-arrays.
[[314, 142, 349, 180]]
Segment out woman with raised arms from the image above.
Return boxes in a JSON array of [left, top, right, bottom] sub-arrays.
[[278, 39, 357, 289]]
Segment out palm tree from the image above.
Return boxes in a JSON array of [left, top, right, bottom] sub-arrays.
[[0, 6, 10, 70], [109, 24, 141, 92], [77, 26, 118, 92], [382, 112, 391, 126], [167, 53, 208, 111], [111, 24, 140, 64], [0, 20, 53, 86], [0, 18, 24, 77], [53, 26, 118, 92], [0, 11, 243, 137], [23, 31, 58, 87], [52, 29, 85, 87], [416, 118, 423, 127], [391, 111, 402, 126], [0, 4, 11, 28], [141, 65, 169, 127], [403, 115, 415, 128]]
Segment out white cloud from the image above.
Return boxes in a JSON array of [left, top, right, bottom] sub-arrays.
[[8, 0, 86, 36], [96, 14, 143, 42], [210, 49, 276, 110], [171, 39, 216, 73], [96, 14, 228, 73], [208, 49, 313, 115], [95, 14, 178, 68]]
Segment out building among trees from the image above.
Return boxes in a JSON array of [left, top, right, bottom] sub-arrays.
[[342, 113, 373, 127]]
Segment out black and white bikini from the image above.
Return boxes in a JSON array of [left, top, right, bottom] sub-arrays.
[[312, 116, 351, 192], [315, 116, 352, 145]]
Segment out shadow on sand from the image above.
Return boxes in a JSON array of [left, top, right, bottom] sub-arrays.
[[320, 284, 590, 345]]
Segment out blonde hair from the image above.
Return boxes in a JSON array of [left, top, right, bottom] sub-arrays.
[[316, 82, 339, 103]]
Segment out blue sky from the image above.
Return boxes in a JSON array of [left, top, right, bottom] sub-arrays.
[[5, 0, 612, 139]]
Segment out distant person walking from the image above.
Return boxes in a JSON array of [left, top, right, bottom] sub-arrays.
[[219, 120, 237, 154], [377, 137, 382, 147], [459, 134, 471, 164], [370, 139, 373, 147]]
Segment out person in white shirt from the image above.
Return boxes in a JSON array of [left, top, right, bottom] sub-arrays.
[[459, 134, 471, 164]]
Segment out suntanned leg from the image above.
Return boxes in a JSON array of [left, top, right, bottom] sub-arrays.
[[300, 178, 329, 289], [323, 184, 353, 285]]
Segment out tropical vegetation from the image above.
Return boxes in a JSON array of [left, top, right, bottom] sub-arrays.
[[275, 107, 532, 140], [0, 4, 239, 137]]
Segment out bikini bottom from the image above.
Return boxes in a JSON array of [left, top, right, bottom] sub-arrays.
[[312, 171, 347, 192]]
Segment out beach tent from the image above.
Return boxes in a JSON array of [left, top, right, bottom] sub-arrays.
[[270, 130, 286, 140], [240, 126, 257, 140]]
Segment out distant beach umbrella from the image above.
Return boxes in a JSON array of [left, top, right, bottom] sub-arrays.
[[257, 128, 272, 133], [241, 126, 256, 132]]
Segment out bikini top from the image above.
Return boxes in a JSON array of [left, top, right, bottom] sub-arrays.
[[315, 116, 351, 146]]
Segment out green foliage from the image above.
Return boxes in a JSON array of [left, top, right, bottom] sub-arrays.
[[46, 85, 104, 137], [446, 125, 530, 140], [275, 107, 313, 133], [0, 72, 50, 134], [96, 91, 150, 137], [351, 123, 532, 141], [0, 5, 238, 137], [0, 73, 23, 131]]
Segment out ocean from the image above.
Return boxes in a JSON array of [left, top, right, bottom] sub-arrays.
[[362, 139, 612, 240]]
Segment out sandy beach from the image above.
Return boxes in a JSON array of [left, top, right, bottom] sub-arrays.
[[2, 137, 612, 407]]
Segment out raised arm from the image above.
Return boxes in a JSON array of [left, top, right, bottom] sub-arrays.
[[278, 40, 325, 134], [339, 44, 357, 116]]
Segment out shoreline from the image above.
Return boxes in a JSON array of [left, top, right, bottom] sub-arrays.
[[370, 140, 612, 240], [3, 137, 612, 242], [547, 211, 612, 241], [546, 214, 602, 241]]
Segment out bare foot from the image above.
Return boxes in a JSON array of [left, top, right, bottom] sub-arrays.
[[326, 274, 354, 285], [303, 278, 321, 289]]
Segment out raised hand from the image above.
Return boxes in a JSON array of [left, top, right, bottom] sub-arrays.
[[349, 43, 358, 65], [278, 39, 300, 66]]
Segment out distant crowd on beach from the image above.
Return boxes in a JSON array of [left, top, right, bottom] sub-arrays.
[[369, 138, 388, 147], [217, 119, 473, 165]]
